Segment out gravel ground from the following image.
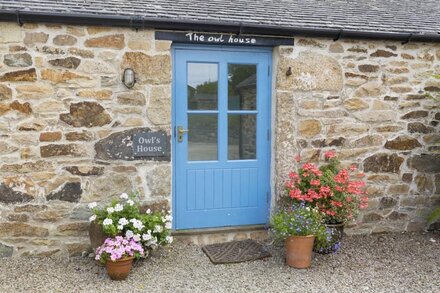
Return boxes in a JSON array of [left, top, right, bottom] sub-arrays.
[[0, 232, 439, 293]]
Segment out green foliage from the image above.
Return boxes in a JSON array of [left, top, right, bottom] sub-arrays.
[[428, 207, 440, 224], [271, 202, 328, 245], [89, 193, 172, 250]]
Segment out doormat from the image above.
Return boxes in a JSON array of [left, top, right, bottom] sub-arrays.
[[202, 239, 271, 264]]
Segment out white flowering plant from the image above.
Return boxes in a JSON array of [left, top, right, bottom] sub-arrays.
[[88, 193, 173, 251]]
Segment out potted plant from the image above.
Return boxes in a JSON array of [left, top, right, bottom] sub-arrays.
[[284, 151, 368, 253], [271, 202, 328, 269], [88, 193, 173, 253], [95, 236, 145, 280]]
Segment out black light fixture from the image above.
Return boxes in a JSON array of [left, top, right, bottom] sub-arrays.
[[122, 68, 136, 88]]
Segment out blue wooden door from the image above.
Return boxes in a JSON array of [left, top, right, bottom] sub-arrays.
[[173, 45, 272, 229]]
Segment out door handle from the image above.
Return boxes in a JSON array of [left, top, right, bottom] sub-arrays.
[[177, 126, 189, 142]]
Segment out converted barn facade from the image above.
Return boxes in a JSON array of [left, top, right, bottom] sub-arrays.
[[0, 0, 439, 256]]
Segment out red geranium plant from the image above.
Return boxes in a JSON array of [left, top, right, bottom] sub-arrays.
[[285, 151, 368, 224]]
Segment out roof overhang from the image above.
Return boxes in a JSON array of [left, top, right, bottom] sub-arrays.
[[1, 10, 439, 43]]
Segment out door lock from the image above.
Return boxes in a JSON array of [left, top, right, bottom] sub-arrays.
[[177, 126, 189, 142]]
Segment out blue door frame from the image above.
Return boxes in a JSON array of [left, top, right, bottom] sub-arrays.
[[172, 44, 272, 230]]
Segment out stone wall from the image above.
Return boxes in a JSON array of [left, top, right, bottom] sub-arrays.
[[0, 22, 172, 256], [275, 38, 440, 234], [0, 21, 439, 256]]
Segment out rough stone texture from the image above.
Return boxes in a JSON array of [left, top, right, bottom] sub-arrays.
[[53, 34, 77, 46], [344, 98, 369, 111], [40, 144, 86, 158], [94, 128, 170, 161], [146, 165, 171, 197], [370, 50, 397, 58], [64, 166, 104, 176], [147, 86, 171, 125], [408, 122, 434, 134], [0, 243, 13, 257], [23, 32, 48, 45], [48, 57, 81, 69], [0, 84, 12, 101], [40, 132, 62, 142], [10, 100, 32, 114], [0, 223, 48, 237], [68, 47, 94, 58], [140, 199, 170, 214], [84, 34, 125, 49], [65, 131, 93, 141], [275, 37, 439, 237], [3, 53, 32, 67], [298, 119, 321, 138], [0, 160, 53, 173], [59, 102, 112, 127], [358, 64, 379, 73], [46, 182, 82, 202], [0, 184, 33, 204], [363, 154, 404, 173], [401, 110, 429, 119], [384, 135, 422, 150], [277, 51, 343, 91], [77, 89, 112, 100], [0, 23, 438, 255], [0, 68, 37, 82], [408, 155, 440, 173], [41, 69, 92, 85], [121, 52, 171, 85]]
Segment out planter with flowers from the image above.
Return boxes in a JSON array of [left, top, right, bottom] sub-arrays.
[[284, 151, 368, 253], [88, 193, 173, 258], [95, 236, 144, 280], [271, 202, 328, 269]]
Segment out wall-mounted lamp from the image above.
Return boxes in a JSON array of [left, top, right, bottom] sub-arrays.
[[286, 67, 292, 76], [122, 68, 136, 88]]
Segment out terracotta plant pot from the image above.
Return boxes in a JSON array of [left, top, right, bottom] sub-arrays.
[[89, 221, 108, 251], [105, 257, 134, 281], [285, 235, 315, 269]]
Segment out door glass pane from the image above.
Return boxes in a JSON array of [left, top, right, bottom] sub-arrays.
[[228, 64, 257, 110], [188, 63, 218, 110], [228, 114, 256, 160], [188, 114, 218, 161]]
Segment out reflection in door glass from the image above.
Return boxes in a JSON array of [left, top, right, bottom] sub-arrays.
[[188, 114, 218, 161], [228, 64, 257, 110], [188, 63, 218, 110], [228, 114, 256, 160]]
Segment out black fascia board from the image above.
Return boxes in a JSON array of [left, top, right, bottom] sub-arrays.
[[0, 10, 439, 43]]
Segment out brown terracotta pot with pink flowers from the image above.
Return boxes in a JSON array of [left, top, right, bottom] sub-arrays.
[[95, 236, 144, 281]]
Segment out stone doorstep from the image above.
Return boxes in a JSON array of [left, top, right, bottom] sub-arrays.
[[173, 225, 269, 246]]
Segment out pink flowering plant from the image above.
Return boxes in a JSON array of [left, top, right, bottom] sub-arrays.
[[95, 236, 144, 264], [285, 151, 368, 224], [88, 193, 173, 252]]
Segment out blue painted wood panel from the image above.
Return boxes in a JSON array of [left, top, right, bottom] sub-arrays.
[[173, 45, 272, 229]]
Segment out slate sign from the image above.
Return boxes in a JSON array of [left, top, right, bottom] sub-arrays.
[[133, 132, 167, 157], [155, 31, 294, 46]]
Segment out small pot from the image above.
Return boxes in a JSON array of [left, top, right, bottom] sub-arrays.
[[105, 257, 134, 281], [285, 235, 315, 269], [314, 222, 344, 254]]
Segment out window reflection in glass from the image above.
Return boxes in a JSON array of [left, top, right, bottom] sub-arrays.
[[188, 63, 218, 110], [188, 114, 218, 161], [228, 114, 256, 160], [228, 64, 257, 110]]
